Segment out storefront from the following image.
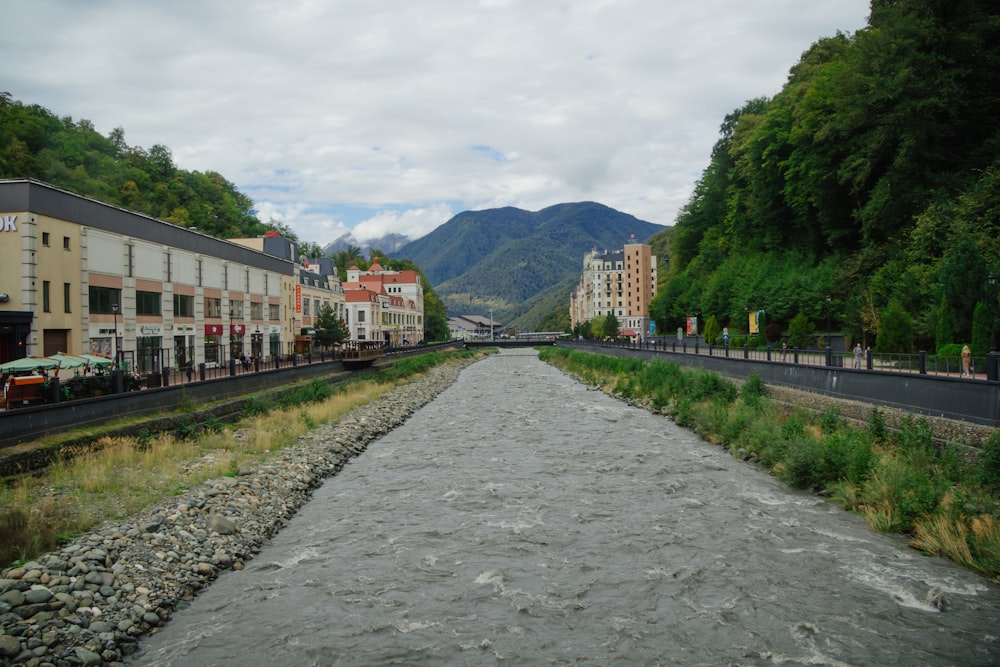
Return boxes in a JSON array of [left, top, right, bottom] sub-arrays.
[[173, 323, 195, 373], [136, 325, 163, 373], [250, 326, 264, 360], [268, 324, 281, 360], [204, 324, 223, 366], [230, 323, 245, 363]]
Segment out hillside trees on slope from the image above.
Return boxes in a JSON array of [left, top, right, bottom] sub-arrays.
[[0, 93, 266, 240], [652, 0, 1000, 351]]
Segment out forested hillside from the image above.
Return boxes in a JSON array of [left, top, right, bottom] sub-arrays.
[[0, 92, 273, 240], [650, 0, 1000, 353]]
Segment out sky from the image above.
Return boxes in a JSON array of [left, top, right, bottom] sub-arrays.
[[5, 0, 871, 247]]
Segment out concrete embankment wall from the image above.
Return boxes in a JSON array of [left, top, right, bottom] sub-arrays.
[[560, 342, 1000, 428]]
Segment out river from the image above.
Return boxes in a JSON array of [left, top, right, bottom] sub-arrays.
[[134, 349, 1000, 666]]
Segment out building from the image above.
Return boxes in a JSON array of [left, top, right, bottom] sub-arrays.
[[343, 258, 424, 346], [231, 236, 348, 353], [447, 314, 501, 340], [570, 241, 658, 339], [0, 179, 317, 371]]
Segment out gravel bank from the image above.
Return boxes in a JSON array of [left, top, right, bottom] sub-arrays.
[[0, 360, 471, 666]]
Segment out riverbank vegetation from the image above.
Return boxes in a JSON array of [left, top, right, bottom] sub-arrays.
[[539, 347, 1000, 583], [0, 350, 479, 567]]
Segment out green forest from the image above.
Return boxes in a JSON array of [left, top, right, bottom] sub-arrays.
[[0, 92, 450, 340], [649, 0, 1000, 355]]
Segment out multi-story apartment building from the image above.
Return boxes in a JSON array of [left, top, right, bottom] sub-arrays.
[[569, 241, 657, 339], [0, 179, 343, 371], [344, 258, 424, 346]]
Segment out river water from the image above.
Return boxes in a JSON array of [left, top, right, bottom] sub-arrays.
[[134, 349, 1000, 666]]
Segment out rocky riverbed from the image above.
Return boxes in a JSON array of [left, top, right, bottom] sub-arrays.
[[0, 360, 471, 666]]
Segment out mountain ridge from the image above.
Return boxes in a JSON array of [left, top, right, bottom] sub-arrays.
[[390, 201, 665, 330]]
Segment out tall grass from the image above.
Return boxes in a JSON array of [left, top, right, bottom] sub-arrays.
[[538, 347, 1000, 582], [0, 350, 479, 568]]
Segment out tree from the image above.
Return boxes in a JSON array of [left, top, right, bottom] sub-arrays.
[[934, 295, 953, 354], [602, 312, 620, 339], [971, 301, 991, 357], [875, 299, 915, 353], [787, 312, 814, 349], [703, 315, 721, 345], [313, 304, 349, 350]]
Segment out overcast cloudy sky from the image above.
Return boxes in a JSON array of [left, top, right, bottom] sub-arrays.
[[6, 0, 870, 246]]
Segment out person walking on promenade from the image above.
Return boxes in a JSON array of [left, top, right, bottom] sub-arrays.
[[853, 343, 863, 369]]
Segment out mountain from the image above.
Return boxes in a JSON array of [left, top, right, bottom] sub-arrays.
[[323, 231, 410, 256], [391, 202, 665, 330]]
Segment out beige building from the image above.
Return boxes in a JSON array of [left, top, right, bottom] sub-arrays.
[[570, 242, 657, 339], [0, 179, 306, 371]]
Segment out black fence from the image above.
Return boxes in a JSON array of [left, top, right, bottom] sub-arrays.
[[595, 338, 1000, 382]]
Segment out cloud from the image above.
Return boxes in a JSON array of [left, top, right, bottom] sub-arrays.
[[4, 0, 870, 245]]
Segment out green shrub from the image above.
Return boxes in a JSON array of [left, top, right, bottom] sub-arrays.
[[819, 405, 842, 434], [780, 434, 826, 489], [242, 396, 271, 417], [977, 433, 1000, 492], [867, 407, 888, 443], [741, 372, 767, 403]]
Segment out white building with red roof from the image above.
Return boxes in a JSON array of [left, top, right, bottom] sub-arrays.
[[343, 258, 424, 346]]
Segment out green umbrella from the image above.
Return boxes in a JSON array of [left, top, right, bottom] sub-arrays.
[[48, 353, 87, 370], [0, 356, 59, 373], [79, 353, 114, 369]]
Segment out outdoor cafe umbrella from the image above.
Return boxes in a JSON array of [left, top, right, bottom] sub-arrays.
[[78, 353, 113, 369], [47, 353, 87, 370], [0, 356, 59, 373]]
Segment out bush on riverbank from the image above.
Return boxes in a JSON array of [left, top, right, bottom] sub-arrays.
[[538, 347, 1000, 582], [0, 350, 480, 568]]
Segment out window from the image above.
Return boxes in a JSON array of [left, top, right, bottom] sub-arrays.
[[136, 291, 162, 316], [205, 297, 222, 318], [89, 286, 121, 313], [251, 302, 263, 320], [229, 299, 243, 318], [43, 281, 51, 312], [63, 236, 70, 250], [268, 303, 280, 321], [173, 294, 194, 317], [42, 232, 50, 246], [358, 310, 365, 323], [302, 298, 310, 316], [63, 283, 71, 313]]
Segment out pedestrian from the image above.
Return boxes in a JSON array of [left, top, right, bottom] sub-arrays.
[[781, 340, 788, 361], [853, 343, 863, 369], [962, 345, 972, 377]]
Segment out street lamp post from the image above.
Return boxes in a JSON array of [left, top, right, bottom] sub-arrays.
[[825, 294, 833, 366], [988, 274, 997, 381], [990, 274, 997, 353], [489, 309, 494, 341], [111, 302, 120, 365]]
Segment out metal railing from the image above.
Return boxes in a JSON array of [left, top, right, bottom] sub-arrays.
[[586, 338, 999, 382]]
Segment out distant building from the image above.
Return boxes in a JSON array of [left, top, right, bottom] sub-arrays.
[[570, 241, 657, 339], [343, 258, 424, 345], [448, 314, 501, 340]]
